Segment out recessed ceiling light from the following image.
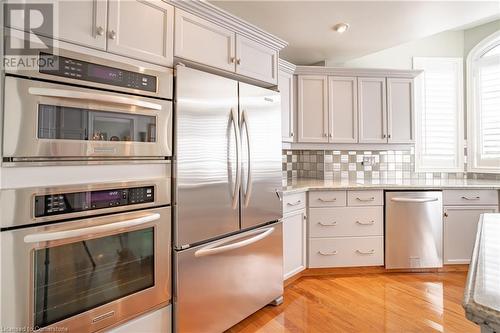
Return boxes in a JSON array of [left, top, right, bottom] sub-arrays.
[[333, 23, 349, 34]]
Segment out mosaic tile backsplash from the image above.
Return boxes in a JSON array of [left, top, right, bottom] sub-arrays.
[[282, 149, 500, 182]]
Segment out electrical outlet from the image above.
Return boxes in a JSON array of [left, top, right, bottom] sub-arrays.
[[362, 156, 376, 166]]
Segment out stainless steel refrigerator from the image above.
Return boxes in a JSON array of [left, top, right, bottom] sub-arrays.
[[173, 66, 283, 333]]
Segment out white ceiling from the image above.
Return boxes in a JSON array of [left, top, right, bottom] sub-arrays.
[[209, 1, 500, 65]]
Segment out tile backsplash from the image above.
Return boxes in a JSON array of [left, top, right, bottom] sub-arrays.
[[282, 148, 499, 182]]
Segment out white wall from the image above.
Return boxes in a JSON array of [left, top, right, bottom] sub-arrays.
[[464, 19, 500, 57]]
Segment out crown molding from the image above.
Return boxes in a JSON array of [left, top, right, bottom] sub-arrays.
[[169, 0, 288, 51], [294, 66, 423, 78], [279, 58, 296, 74]]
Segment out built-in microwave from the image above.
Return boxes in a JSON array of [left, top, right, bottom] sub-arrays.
[[0, 179, 171, 332], [3, 29, 173, 163]]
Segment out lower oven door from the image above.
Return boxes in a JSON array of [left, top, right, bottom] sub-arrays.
[[3, 76, 172, 161], [174, 221, 283, 333], [0, 206, 170, 332]]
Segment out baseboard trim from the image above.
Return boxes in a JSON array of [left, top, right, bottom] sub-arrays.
[[284, 264, 469, 285]]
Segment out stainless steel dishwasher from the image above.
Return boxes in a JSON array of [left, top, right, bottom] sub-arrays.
[[385, 191, 443, 269]]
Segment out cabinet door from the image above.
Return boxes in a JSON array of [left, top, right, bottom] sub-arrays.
[[283, 210, 307, 280], [328, 76, 358, 143], [107, 0, 174, 66], [358, 77, 387, 143], [279, 70, 294, 142], [236, 35, 278, 84], [7, 0, 107, 50], [444, 206, 498, 264], [297, 75, 329, 143], [174, 9, 235, 72], [387, 78, 414, 143]]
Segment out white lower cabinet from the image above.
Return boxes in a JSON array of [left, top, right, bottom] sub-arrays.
[[282, 209, 307, 280], [309, 236, 384, 268], [307, 190, 384, 268], [443, 206, 498, 264]]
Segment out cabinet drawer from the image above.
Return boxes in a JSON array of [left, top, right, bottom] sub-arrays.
[[309, 191, 346, 207], [283, 192, 306, 214], [309, 207, 383, 237], [309, 236, 384, 268], [443, 190, 498, 206], [347, 190, 383, 206]]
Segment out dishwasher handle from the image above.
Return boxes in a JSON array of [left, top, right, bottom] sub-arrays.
[[391, 197, 439, 203]]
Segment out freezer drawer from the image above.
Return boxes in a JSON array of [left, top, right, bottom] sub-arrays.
[[174, 222, 283, 333]]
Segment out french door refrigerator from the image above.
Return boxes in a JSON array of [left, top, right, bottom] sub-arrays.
[[174, 66, 283, 333]]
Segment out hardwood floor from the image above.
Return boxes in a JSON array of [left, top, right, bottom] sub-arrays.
[[227, 272, 478, 333]]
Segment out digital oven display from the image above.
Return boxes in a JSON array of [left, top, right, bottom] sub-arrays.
[[88, 64, 123, 83], [91, 190, 123, 206]]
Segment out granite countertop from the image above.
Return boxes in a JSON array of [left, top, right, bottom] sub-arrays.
[[282, 178, 500, 194], [464, 213, 500, 332]]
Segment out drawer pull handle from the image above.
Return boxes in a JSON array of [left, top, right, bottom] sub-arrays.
[[461, 196, 480, 200], [318, 198, 337, 202], [356, 249, 375, 255], [356, 220, 375, 225], [318, 221, 337, 226], [287, 200, 302, 206], [356, 197, 375, 202], [318, 250, 338, 256]]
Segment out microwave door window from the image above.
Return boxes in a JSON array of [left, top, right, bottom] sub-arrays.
[[33, 228, 155, 329], [38, 105, 156, 143]]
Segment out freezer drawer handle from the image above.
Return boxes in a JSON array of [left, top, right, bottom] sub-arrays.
[[29, 87, 162, 110], [356, 197, 375, 202], [356, 249, 375, 255], [318, 250, 338, 256], [24, 213, 160, 243], [318, 221, 337, 226], [391, 197, 438, 203], [194, 227, 275, 257], [287, 200, 302, 206], [318, 197, 337, 202], [461, 196, 480, 200], [356, 220, 375, 225]]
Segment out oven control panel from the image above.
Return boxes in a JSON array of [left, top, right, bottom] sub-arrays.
[[34, 186, 154, 218], [38, 52, 157, 93]]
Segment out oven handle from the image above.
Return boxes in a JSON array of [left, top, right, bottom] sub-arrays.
[[23, 213, 160, 243], [28, 87, 162, 110], [391, 197, 439, 203]]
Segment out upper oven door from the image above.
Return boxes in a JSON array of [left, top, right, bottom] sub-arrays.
[[3, 76, 172, 160], [0, 206, 171, 332]]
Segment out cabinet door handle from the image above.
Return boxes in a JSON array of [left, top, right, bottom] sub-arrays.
[[383, 134, 387, 138], [290, 132, 294, 137], [323, 133, 328, 137], [443, 212, 449, 218], [356, 197, 375, 202], [318, 221, 337, 226], [461, 196, 480, 200], [329, 133, 333, 138], [230, 57, 236, 64], [356, 220, 375, 225], [96, 26, 105, 36], [356, 249, 375, 255], [287, 200, 302, 206], [318, 250, 338, 256], [388, 134, 392, 138], [236, 58, 241, 65], [109, 30, 117, 40], [318, 197, 337, 202]]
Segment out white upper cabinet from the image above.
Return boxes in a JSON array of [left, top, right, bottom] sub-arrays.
[[358, 77, 387, 143], [297, 75, 329, 143], [107, 0, 174, 66], [7, 0, 108, 50], [279, 60, 295, 142], [236, 35, 278, 84], [329, 76, 358, 143], [387, 78, 414, 143], [174, 8, 235, 72]]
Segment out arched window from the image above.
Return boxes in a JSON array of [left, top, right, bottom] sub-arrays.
[[467, 31, 500, 172]]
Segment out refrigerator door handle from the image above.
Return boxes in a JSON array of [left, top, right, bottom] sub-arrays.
[[229, 108, 242, 210], [194, 227, 275, 257], [241, 109, 253, 208]]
